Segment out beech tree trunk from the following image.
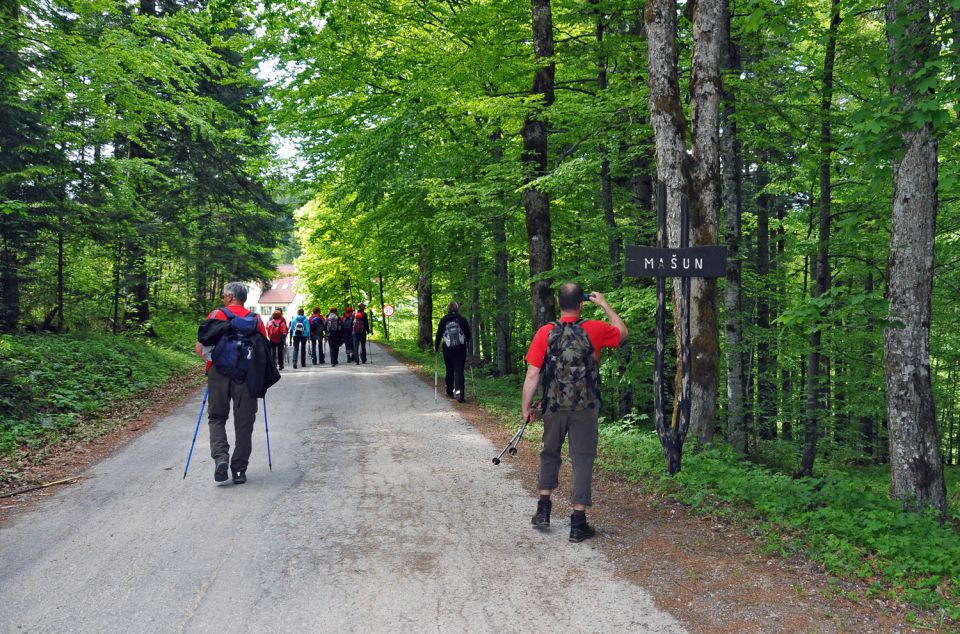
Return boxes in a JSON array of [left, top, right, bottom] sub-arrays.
[[592, 1, 621, 288], [492, 213, 513, 375], [720, 2, 746, 453], [757, 166, 776, 439], [417, 243, 434, 351], [489, 128, 513, 375], [800, 0, 840, 476], [687, 0, 723, 449], [470, 250, 481, 357], [522, 0, 556, 330], [647, 0, 723, 452], [883, 0, 946, 513]]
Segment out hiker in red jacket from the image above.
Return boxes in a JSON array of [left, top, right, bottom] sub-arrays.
[[521, 283, 627, 542], [353, 303, 372, 364], [193, 282, 270, 484], [266, 309, 288, 371]]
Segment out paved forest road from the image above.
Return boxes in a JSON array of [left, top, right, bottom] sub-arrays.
[[1, 344, 683, 633]]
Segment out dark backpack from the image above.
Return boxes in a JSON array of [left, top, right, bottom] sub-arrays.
[[292, 318, 306, 337], [211, 307, 261, 382], [309, 315, 323, 335], [443, 319, 465, 348], [353, 312, 366, 335], [326, 313, 341, 332], [540, 320, 600, 413]]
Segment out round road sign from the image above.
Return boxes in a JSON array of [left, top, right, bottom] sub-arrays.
[[382, 304, 395, 317]]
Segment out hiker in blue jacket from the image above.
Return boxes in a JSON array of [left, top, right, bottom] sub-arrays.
[[290, 309, 310, 369]]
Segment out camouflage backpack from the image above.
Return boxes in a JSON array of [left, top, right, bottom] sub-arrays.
[[540, 320, 601, 413]]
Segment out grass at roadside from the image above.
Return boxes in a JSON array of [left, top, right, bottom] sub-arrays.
[[0, 323, 199, 469], [382, 336, 960, 624]]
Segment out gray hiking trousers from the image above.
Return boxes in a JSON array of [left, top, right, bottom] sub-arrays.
[[207, 366, 258, 473], [538, 408, 599, 506]]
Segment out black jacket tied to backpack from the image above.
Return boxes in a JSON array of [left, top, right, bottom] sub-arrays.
[[197, 307, 280, 398]]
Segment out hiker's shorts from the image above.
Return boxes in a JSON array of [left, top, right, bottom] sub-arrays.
[[538, 408, 599, 506]]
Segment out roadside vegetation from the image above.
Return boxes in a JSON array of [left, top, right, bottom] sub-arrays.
[[0, 318, 200, 484], [384, 334, 960, 623]]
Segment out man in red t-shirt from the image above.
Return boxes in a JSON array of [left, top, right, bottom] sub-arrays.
[[194, 282, 268, 485], [521, 282, 628, 542]]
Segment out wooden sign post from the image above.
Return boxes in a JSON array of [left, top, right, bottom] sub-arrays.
[[625, 182, 726, 474]]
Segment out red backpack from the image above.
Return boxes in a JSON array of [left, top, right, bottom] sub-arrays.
[[266, 319, 284, 344], [353, 311, 366, 335]]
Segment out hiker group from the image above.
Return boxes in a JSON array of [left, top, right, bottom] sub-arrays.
[[193, 280, 629, 547], [263, 304, 372, 370]]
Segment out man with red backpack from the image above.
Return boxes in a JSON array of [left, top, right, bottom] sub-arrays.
[[266, 309, 288, 371], [353, 303, 372, 364], [309, 307, 325, 365]]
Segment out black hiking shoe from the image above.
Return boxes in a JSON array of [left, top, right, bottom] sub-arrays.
[[232, 470, 246, 484], [531, 499, 552, 528], [214, 461, 229, 483], [569, 514, 596, 543]]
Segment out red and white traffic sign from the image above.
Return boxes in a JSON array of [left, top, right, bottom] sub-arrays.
[[382, 304, 395, 317]]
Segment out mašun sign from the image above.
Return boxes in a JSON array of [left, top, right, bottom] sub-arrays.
[[625, 245, 727, 278]]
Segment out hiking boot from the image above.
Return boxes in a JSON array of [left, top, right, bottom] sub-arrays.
[[458, 395, 465, 403], [214, 461, 229, 483], [569, 513, 596, 543], [531, 499, 551, 528], [232, 470, 246, 485]]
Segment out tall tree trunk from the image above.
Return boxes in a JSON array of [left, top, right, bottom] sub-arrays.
[[417, 244, 434, 351], [492, 209, 512, 374], [883, 0, 946, 513], [56, 220, 64, 333], [470, 250, 481, 357], [687, 0, 724, 448], [0, 0, 24, 333], [859, 271, 875, 457], [800, 0, 840, 476], [489, 128, 513, 375], [592, 1, 621, 288], [522, 0, 556, 330], [379, 272, 389, 340], [756, 166, 776, 439], [778, 206, 792, 441], [720, 2, 746, 452]]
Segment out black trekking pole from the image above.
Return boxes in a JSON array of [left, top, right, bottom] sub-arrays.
[[434, 351, 439, 403], [182, 387, 209, 479], [492, 418, 530, 465], [263, 395, 273, 471]]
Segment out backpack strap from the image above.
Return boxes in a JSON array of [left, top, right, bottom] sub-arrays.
[[219, 306, 237, 321]]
